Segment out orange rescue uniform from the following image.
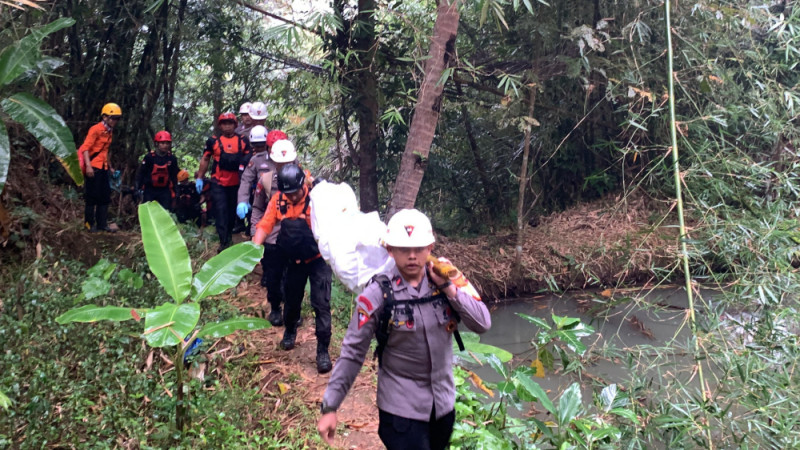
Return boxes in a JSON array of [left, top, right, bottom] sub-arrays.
[[256, 184, 312, 237], [79, 122, 113, 170]]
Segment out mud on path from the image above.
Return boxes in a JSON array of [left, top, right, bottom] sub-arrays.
[[230, 280, 382, 449]]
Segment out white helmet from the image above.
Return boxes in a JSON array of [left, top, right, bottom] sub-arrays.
[[270, 139, 297, 163], [239, 102, 252, 115], [249, 101, 267, 120], [249, 125, 268, 143], [384, 209, 435, 247]]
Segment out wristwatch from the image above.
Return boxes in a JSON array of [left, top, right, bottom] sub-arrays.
[[436, 280, 452, 290], [321, 401, 337, 415]]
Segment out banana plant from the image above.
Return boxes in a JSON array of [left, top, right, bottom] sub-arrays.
[[0, 17, 81, 196], [56, 201, 270, 432]]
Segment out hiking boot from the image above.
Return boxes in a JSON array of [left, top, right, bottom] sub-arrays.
[[316, 342, 332, 373], [280, 330, 296, 351], [87, 226, 99, 233], [268, 307, 284, 327]]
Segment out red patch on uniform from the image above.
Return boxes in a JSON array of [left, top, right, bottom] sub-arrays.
[[406, 320, 414, 329], [357, 308, 370, 329], [358, 295, 374, 312], [404, 225, 414, 236]]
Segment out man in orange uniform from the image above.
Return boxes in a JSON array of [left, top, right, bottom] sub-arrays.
[[252, 163, 333, 373], [79, 103, 121, 233], [195, 112, 251, 252]]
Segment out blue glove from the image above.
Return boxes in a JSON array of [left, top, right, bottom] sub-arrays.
[[111, 170, 121, 180], [236, 202, 251, 219], [195, 178, 203, 194]]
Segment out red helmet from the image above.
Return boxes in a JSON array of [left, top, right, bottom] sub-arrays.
[[217, 112, 237, 125], [266, 130, 288, 148], [154, 130, 172, 142]]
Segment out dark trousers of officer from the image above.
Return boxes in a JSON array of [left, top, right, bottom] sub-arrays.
[[84, 168, 111, 229], [144, 187, 172, 211], [378, 406, 455, 450], [210, 183, 238, 247], [283, 257, 332, 342], [261, 243, 286, 310]]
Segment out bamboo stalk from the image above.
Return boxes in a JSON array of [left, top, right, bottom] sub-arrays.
[[664, 2, 712, 447]]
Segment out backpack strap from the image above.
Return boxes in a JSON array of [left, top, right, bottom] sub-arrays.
[[373, 275, 395, 367]]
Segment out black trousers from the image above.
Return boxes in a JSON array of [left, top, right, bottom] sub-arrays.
[[283, 257, 332, 342], [210, 183, 238, 246], [144, 187, 172, 211], [84, 169, 111, 228], [378, 407, 455, 450], [261, 243, 286, 309]]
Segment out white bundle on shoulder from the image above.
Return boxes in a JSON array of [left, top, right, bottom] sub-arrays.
[[310, 181, 394, 292]]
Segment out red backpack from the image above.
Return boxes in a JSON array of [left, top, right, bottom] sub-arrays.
[[150, 151, 171, 188]]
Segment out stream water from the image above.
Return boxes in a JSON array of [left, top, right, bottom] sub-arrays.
[[469, 286, 701, 397]]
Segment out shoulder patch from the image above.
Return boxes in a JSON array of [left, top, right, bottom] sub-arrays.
[[357, 308, 370, 329], [357, 295, 374, 313]]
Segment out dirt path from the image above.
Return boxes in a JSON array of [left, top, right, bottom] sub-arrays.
[[235, 280, 382, 449]]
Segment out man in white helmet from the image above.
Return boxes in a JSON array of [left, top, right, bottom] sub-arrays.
[[235, 102, 253, 138], [237, 130, 297, 326], [317, 209, 491, 449]]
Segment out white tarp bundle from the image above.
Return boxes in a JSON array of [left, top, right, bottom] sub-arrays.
[[310, 181, 395, 292]]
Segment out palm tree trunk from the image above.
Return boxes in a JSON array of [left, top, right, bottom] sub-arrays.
[[388, 0, 460, 217]]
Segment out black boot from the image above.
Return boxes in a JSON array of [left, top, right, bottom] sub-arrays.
[[268, 305, 284, 327], [96, 205, 116, 232], [280, 328, 296, 351], [316, 340, 332, 374]]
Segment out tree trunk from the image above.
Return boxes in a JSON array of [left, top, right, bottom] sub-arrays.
[[354, 0, 380, 213], [514, 88, 536, 272], [388, 0, 460, 217]]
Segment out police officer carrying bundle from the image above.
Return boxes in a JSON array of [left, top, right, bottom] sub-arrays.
[[252, 163, 333, 373], [317, 209, 491, 449]]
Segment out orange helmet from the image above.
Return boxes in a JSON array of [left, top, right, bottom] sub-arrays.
[[266, 130, 288, 148], [217, 112, 237, 125], [177, 170, 190, 182], [154, 130, 172, 142]]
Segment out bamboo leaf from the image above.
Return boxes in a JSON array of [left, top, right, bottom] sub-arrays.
[[55, 305, 146, 324], [0, 93, 82, 186], [198, 317, 271, 339], [143, 302, 200, 348], [138, 202, 192, 303], [191, 242, 264, 301]]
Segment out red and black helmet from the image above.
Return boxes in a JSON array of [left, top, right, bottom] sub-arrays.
[[154, 130, 172, 142], [266, 130, 288, 148], [217, 112, 238, 125]]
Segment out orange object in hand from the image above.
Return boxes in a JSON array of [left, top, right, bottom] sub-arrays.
[[427, 255, 482, 301]]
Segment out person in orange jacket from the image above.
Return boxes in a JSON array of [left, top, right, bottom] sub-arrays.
[[252, 163, 333, 373], [79, 103, 121, 233]]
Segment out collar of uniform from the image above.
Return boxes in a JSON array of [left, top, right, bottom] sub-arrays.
[[389, 266, 435, 298], [102, 121, 113, 133]]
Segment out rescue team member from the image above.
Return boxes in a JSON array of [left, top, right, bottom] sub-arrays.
[[195, 112, 251, 252], [237, 129, 290, 325], [136, 131, 179, 211], [248, 101, 268, 131], [79, 102, 121, 233], [252, 163, 333, 373], [318, 209, 491, 449], [234, 102, 253, 138]]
